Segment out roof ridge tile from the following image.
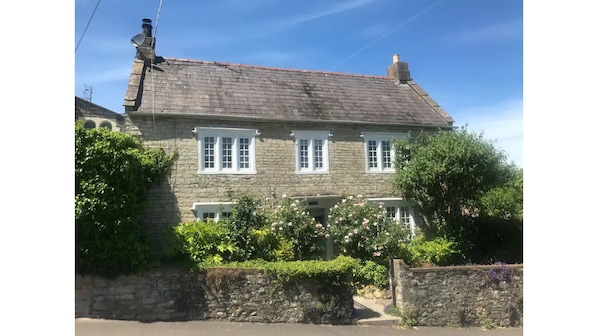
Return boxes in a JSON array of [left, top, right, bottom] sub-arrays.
[[161, 57, 391, 80]]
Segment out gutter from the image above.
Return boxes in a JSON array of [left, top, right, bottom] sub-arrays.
[[127, 111, 455, 130]]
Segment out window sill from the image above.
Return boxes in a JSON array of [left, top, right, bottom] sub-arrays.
[[365, 170, 395, 174], [197, 170, 257, 175], [295, 170, 330, 175]]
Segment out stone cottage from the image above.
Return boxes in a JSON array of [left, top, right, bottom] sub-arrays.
[[122, 19, 455, 256]]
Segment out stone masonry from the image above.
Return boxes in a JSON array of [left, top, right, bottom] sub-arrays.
[[75, 267, 354, 324], [391, 260, 523, 328], [125, 116, 428, 254]]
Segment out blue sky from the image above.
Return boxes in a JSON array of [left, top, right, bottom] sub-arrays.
[[75, 0, 523, 167]]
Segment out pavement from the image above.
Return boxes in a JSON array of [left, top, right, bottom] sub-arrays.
[[75, 319, 523, 335], [352, 295, 400, 325], [75, 295, 523, 335]]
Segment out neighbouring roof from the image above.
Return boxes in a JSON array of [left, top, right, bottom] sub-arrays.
[[123, 57, 454, 128], [75, 96, 124, 121]]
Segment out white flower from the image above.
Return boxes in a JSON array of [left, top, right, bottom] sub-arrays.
[[288, 222, 293, 226], [282, 194, 288, 198]]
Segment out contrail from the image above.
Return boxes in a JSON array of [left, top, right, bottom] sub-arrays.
[[331, 1, 442, 71]]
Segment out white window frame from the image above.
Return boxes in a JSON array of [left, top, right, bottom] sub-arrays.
[[193, 127, 260, 174], [290, 130, 332, 174], [191, 202, 235, 222], [361, 132, 406, 173], [367, 198, 416, 236]]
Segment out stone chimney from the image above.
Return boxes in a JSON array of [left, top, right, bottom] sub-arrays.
[[387, 54, 412, 82], [136, 18, 156, 63]]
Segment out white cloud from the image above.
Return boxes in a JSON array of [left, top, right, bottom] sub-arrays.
[[331, 1, 440, 70], [282, 0, 375, 28], [453, 98, 523, 167], [450, 20, 523, 43], [76, 65, 132, 86]]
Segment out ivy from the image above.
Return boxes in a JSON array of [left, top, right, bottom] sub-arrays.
[[75, 122, 174, 278]]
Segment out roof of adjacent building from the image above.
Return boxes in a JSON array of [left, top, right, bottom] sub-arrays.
[[76, 96, 124, 121], [123, 57, 454, 128]]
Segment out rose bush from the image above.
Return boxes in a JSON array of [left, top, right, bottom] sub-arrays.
[[326, 195, 410, 264], [268, 195, 326, 260]]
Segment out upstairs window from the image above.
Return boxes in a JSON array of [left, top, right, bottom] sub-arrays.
[[291, 130, 331, 174], [194, 127, 259, 174], [362, 132, 406, 173]]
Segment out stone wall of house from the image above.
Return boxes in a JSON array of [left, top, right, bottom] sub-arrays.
[[391, 260, 523, 328], [124, 115, 424, 254], [75, 267, 354, 324]]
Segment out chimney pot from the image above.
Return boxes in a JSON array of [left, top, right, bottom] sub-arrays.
[[393, 54, 400, 64], [142, 18, 153, 37]]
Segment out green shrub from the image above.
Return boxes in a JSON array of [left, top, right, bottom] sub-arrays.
[[170, 221, 238, 265], [353, 260, 389, 288], [258, 255, 359, 283], [246, 228, 295, 262], [221, 195, 269, 261], [326, 195, 410, 263], [268, 196, 326, 260], [399, 235, 458, 267], [75, 122, 174, 278]]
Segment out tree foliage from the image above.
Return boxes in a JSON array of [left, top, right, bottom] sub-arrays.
[[75, 122, 174, 277], [479, 165, 523, 220], [394, 127, 514, 237]]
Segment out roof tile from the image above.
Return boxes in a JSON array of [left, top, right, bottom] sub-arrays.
[[124, 57, 454, 127]]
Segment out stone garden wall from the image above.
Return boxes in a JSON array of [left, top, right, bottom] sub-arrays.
[[75, 267, 354, 324], [391, 259, 523, 327]]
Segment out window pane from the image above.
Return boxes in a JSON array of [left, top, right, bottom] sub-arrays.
[[386, 206, 396, 219], [239, 138, 250, 169], [314, 139, 323, 169], [222, 137, 233, 169], [221, 212, 232, 219], [400, 206, 410, 224], [83, 120, 96, 129], [99, 122, 112, 130], [299, 139, 309, 168], [203, 212, 215, 221], [368, 140, 378, 168], [204, 136, 215, 168], [382, 140, 392, 168]]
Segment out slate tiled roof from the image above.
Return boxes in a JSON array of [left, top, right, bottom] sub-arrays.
[[124, 57, 453, 127], [76, 96, 124, 121]]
